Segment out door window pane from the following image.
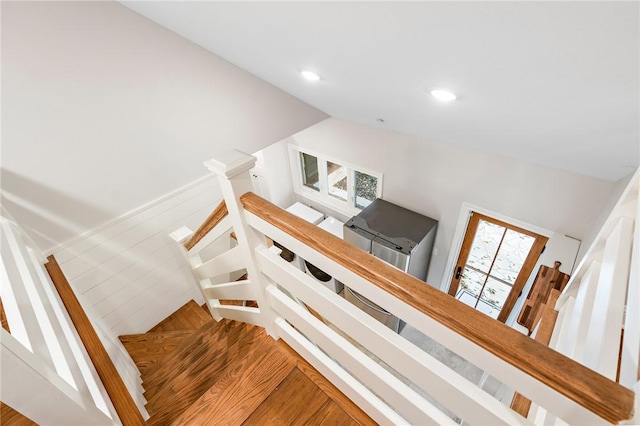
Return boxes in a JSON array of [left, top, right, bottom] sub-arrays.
[[480, 278, 512, 314], [327, 161, 347, 201], [475, 296, 501, 319], [354, 171, 378, 209], [467, 220, 504, 273], [300, 152, 320, 191], [457, 268, 486, 307], [492, 230, 535, 284]]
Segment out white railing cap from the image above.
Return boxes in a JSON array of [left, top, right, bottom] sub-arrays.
[[205, 150, 256, 179]]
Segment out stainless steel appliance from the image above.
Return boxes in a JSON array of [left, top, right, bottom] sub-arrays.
[[343, 199, 438, 332]]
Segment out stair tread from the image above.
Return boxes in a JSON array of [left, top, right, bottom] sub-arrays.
[[147, 300, 211, 333], [169, 330, 296, 426], [119, 300, 375, 426], [146, 322, 268, 424], [119, 330, 193, 381], [142, 318, 226, 395]]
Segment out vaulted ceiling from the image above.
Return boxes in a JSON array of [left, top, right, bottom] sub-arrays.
[[121, 1, 639, 182]]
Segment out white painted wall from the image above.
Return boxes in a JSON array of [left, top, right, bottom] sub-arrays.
[[578, 171, 635, 262], [1, 1, 328, 252], [55, 176, 220, 335], [252, 140, 295, 209], [289, 118, 616, 287]]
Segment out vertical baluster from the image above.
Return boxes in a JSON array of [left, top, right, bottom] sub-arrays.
[[583, 217, 633, 379], [0, 219, 55, 370], [619, 183, 639, 388], [569, 261, 601, 363]]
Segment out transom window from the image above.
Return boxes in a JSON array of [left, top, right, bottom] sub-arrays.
[[289, 146, 382, 215]]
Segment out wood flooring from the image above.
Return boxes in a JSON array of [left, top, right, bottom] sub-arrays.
[[0, 297, 9, 333], [0, 403, 37, 426], [120, 300, 376, 426]]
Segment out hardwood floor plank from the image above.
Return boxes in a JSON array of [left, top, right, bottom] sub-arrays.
[[170, 334, 296, 426], [147, 300, 211, 333], [304, 399, 361, 426], [279, 342, 377, 426], [147, 323, 267, 424], [1, 402, 38, 426], [143, 319, 227, 400], [119, 330, 192, 382], [119, 302, 374, 426], [119, 330, 192, 358], [242, 368, 330, 426]]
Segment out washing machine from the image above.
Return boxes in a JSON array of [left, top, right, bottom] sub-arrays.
[[304, 216, 344, 294], [277, 202, 324, 270]]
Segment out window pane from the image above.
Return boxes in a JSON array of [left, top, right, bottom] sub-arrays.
[[491, 230, 535, 284], [300, 152, 320, 191], [327, 161, 347, 201], [475, 297, 501, 319], [456, 268, 486, 307], [354, 171, 378, 209], [479, 278, 512, 318], [467, 219, 505, 273]]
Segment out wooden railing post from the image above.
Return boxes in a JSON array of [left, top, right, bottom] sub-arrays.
[[205, 150, 279, 337]]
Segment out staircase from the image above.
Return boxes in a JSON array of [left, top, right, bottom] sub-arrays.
[[2, 149, 636, 424], [119, 300, 374, 425]]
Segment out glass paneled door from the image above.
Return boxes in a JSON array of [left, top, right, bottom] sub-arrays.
[[448, 212, 548, 322]]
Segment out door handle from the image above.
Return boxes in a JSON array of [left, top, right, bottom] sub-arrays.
[[455, 266, 462, 280]]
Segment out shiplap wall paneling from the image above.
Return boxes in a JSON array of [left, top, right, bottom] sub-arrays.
[[56, 177, 220, 334]]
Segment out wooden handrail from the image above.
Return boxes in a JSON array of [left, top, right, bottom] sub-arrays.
[[184, 200, 228, 251], [510, 289, 561, 417], [0, 297, 9, 333], [45, 256, 146, 426], [240, 192, 634, 424]]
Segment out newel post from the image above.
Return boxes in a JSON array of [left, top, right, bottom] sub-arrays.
[[205, 150, 279, 337]]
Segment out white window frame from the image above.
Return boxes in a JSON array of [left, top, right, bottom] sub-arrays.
[[288, 144, 383, 217]]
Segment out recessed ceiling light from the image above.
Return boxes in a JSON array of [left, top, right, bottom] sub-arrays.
[[301, 70, 321, 82], [430, 89, 457, 102]]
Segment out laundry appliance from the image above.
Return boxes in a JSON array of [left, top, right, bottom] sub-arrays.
[[274, 202, 324, 270], [304, 216, 345, 294]]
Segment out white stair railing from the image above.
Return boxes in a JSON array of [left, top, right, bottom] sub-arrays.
[[554, 169, 638, 382], [534, 168, 639, 424], [0, 212, 118, 425], [177, 150, 638, 425]]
